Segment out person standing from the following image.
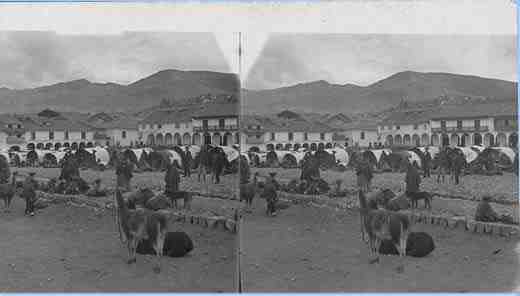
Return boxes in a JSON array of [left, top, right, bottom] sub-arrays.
[[116, 158, 133, 192], [183, 146, 192, 177], [22, 172, 38, 216], [164, 161, 181, 207], [423, 147, 432, 178], [356, 157, 373, 193], [0, 154, 10, 184], [405, 161, 421, 200], [262, 172, 280, 217], [453, 151, 465, 185]]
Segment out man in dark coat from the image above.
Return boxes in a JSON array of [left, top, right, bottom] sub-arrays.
[[22, 172, 38, 216], [0, 155, 10, 184], [356, 157, 373, 193], [423, 147, 432, 178], [405, 161, 421, 199], [164, 162, 181, 206], [452, 151, 465, 185], [183, 147, 192, 177], [262, 172, 280, 216], [116, 158, 133, 192], [212, 149, 226, 184], [198, 145, 211, 183]]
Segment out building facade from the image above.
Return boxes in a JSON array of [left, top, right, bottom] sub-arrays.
[[192, 103, 239, 146], [241, 113, 334, 152], [378, 102, 518, 148], [138, 103, 239, 147]]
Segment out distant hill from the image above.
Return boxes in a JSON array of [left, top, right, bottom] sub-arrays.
[[0, 69, 239, 114], [243, 71, 517, 114]]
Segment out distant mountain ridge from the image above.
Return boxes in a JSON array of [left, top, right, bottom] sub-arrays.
[[0, 69, 239, 114], [243, 71, 517, 114]]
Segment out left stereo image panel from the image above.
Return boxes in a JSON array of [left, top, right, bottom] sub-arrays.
[[0, 31, 242, 292]]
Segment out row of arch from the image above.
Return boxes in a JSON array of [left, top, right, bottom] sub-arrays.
[[252, 142, 335, 152], [145, 132, 240, 147], [10, 142, 96, 152], [385, 132, 518, 147]]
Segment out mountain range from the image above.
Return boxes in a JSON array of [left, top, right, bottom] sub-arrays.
[[243, 71, 517, 114], [0, 70, 515, 116], [0, 69, 239, 114]]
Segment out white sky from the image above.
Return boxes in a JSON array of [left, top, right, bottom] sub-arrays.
[[0, 0, 515, 88], [245, 34, 517, 90]]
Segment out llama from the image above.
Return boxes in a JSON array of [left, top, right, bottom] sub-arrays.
[[0, 172, 18, 212], [358, 190, 410, 263], [115, 189, 168, 273], [239, 172, 259, 211]]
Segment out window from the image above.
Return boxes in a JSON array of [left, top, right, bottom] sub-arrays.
[[256, 125, 261, 130], [219, 119, 225, 128], [360, 132, 365, 140], [288, 132, 294, 141], [158, 124, 162, 129], [7, 124, 12, 129], [256, 135, 261, 139], [175, 123, 180, 128], [413, 124, 418, 130], [81, 131, 86, 140], [396, 125, 400, 130], [64, 131, 69, 140], [424, 124, 427, 129], [247, 125, 253, 129], [202, 120, 208, 129], [271, 132, 275, 140], [320, 133, 325, 140], [474, 120, 480, 129], [441, 120, 446, 129], [16, 124, 21, 129], [122, 130, 127, 139], [505, 119, 510, 126], [31, 132, 35, 140], [304, 133, 308, 141], [49, 131, 54, 140], [457, 120, 462, 129]]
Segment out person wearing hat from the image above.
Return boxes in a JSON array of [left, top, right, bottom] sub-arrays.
[[22, 172, 38, 216], [423, 147, 432, 178], [183, 146, 192, 178], [262, 172, 280, 217]]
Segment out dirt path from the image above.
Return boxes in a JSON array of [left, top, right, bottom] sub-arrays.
[[241, 197, 520, 292], [0, 198, 236, 292]]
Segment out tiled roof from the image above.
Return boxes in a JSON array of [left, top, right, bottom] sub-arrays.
[[15, 113, 94, 131], [192, 103, 238, 118], [240, 114, 332, 133], [380, 108, 439, 125], [0, 114, 23, 125], [429, 102, 517, 120], [338, 120, 379, 131], [140, 107, 196, 125], [88, 113, 140, 130]]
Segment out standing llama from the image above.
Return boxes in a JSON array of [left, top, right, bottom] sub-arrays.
[[115, 189, 168, 273], [0, 172, 18, 212], [358, 190, 410, 263]]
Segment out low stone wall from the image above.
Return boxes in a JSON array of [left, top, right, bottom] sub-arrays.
[[278, 191, 520, 238], [36, 191, 238, 235]]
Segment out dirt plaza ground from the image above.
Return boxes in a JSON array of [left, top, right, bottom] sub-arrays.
[[240, 167, 520, 292], [0, 168, 238, 292]]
